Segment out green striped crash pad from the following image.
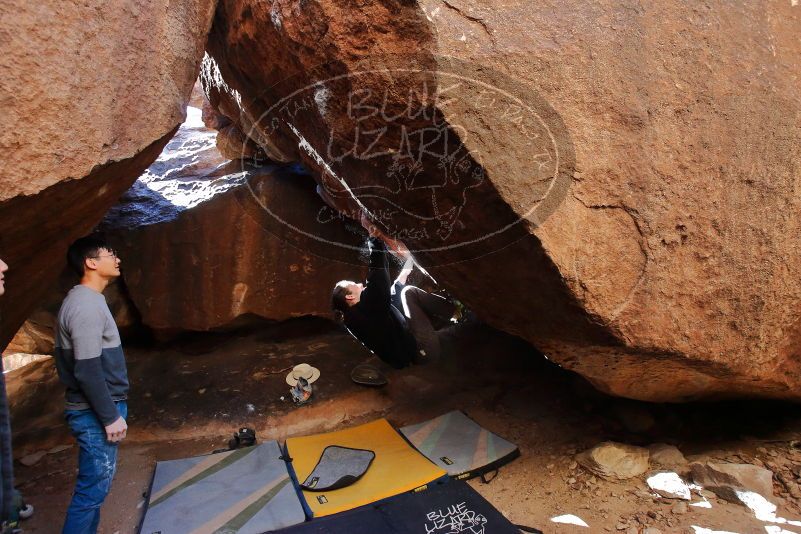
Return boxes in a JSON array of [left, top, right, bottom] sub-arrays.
[[139, 441, 305, 534], [400, 411, 520, 480]]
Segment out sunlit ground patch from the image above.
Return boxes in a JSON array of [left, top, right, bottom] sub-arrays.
[[689, 482, 713, 508], [2, 353, 50, 373], [736, 491, 801, 528], [691, 527, 740, 534], [764, 526, 801, 534], [550, 514, 589, 527], [647, 471, 692, 500]]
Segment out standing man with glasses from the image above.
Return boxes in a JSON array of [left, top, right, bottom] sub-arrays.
[[54, 236, 129, 534]]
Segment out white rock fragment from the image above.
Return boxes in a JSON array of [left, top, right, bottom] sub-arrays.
[[690, 499, 712, 509], [690, 527, 739, 534], [736, 490, 801, 527], [648, 471, 692, 500], [765, 527, 799, 534], [550, 514, 589, 527]]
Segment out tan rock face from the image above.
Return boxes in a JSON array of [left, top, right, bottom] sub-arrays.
[[202, 98, 231, 131], [648, 444, 687, 469], [0, 0, 218, 350], [0, 1, 218, 200], [203, 0, 801, 401], [4, 313, 55, 356], [200, 54, 293, 162], [196, 69, 264, 160], [215, 124, 265, 161], [577, 442, 650, 481], [101, 111, 361, 335]]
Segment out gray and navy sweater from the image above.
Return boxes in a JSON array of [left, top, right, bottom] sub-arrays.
[[54, 285, 129, 426]]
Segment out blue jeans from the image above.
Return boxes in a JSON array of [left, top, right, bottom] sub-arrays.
[[62, 401, 127, 534]]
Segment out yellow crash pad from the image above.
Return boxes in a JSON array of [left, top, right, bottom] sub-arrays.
[[286, 418, 446, 517]]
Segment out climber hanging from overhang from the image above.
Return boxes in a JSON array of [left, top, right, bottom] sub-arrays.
[[331, 213, 462, 369]]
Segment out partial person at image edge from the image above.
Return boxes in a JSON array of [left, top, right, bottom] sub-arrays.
[[0, 257, 17, 532]]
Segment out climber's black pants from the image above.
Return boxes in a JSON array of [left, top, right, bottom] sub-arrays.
[[391, 284, 455, 364]]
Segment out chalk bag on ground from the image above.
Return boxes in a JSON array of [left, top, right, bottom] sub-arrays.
[[300, 446, 375, 491], [291, 377, 313, 405], [228, 427, 257, 450]]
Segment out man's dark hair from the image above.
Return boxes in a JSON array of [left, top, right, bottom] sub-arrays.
[[331, 281, 353, 323], [67, 235, 110, 277]]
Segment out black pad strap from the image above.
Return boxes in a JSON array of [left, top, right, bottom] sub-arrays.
[[480, 469, 499, 484]]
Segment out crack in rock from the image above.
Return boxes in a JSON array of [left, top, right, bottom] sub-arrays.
[[440, 0, 496, 46]]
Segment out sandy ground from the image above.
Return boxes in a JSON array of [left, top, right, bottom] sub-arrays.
[[6, 318, 801, 533]]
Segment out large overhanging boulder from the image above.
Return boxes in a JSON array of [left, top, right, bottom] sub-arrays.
[[0, 0, 218, 350], [101, 107, 362, 335], [202, 0, 801, 401]]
